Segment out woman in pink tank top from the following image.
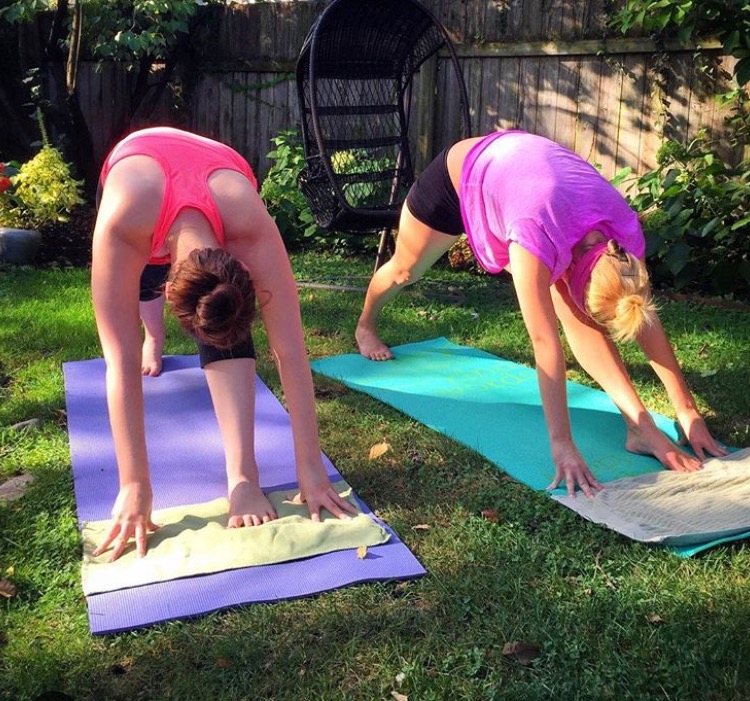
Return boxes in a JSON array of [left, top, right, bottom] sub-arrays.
[[355, 131, 726, 496], [91, 127, 356, 562]]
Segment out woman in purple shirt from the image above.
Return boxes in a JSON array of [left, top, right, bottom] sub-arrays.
[[355, 131, 726, 496]]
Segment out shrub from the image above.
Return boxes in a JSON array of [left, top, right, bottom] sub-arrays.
[[447, 234, 482, 273], [0, 146, 85, 230], [260, 128, 395, 257], [617, 129, 750, 297], [260, 129, 321, 250]]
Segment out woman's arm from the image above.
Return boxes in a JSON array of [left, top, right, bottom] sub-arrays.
[[549, 280, 705, 471], [228, 198, 356, 520], [635, 315, 727, 460], [508, 244, 602, 496], [90, 201, 160, 560]]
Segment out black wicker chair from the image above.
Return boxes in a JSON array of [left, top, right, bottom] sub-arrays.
[[296, 0, 470, 269]]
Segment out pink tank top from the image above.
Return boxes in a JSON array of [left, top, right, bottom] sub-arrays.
[[100, 127, 258, 264], [458, 131, 644, 282]]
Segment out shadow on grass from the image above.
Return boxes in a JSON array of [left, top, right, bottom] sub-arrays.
[[5, 512, 750, 701]]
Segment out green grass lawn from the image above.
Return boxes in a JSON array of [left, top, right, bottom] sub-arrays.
[[1, 254, 749, 701]]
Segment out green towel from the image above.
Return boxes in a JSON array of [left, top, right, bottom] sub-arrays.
[[81, 481, 390, 595]]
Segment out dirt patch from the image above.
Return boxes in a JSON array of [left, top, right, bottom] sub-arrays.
[[37, 203, 96, 269]]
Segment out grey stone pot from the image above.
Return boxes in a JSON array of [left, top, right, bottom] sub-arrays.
[[0, 227, 42, 265]]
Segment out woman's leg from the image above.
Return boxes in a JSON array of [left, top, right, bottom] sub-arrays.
[[138, 263, 170, 376], [139, 296, 166, 376], [203, 357, 278, 526], [355, 206, 457, 360]]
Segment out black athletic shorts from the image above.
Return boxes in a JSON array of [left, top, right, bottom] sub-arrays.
[[139, 263, 170, 302], [405, 148, 465, 235]]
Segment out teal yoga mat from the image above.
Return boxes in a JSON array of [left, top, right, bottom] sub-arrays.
[[312, 337, 748, 556]]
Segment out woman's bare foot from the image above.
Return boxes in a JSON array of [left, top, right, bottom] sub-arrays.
[[227, 480, 277, 527], [355, 324, 394, 361], [625, 425, 702, 472], [141, 335, 164, 376]]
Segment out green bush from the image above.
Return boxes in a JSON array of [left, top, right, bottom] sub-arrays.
[[260, 129, 321, 250], [260, 129, 392, 257], [616, 129, 750, 297], [0, 145, 85, 230]]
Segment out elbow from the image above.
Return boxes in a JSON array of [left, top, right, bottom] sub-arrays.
[[526, 327, 560, 357], [527, 331, 565, 375], [269, 342, 307, 369]]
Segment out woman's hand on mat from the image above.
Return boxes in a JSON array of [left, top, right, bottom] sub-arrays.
[[92, 482, 160, 562], [547, 440, 603, 498], [293, 469, 359, 521], [676, 410, 729, 462]]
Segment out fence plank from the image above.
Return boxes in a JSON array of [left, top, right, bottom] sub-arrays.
[[553, 58, 580, 149]]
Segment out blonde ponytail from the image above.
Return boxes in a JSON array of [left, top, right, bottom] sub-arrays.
[[586, 240, 656, 341]]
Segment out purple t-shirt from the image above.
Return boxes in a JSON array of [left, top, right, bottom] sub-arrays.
[[458, 131, 645, 282]]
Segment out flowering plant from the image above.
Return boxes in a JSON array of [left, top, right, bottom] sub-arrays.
[[0, 161, 22, 226], [0, 147, 84, 230]]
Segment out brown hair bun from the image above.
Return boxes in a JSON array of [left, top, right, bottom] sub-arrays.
[[168, 248, 256, 349]]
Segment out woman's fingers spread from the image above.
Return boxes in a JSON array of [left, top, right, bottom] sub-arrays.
[[108, 527, 135, 562], [333, 492, 358, 516], [91, 523, 122, 557]]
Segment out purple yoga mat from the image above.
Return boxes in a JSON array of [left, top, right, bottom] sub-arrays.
[[63, 355, 425, 634]]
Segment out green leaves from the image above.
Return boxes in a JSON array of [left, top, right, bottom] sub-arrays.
[[621, 128, 750, 296], [7, 145, 84, 229], [83, 0, 197, 64], [610, 0, 750, 85], [261, 129, 326, 249], [0, 0, 50, 25]]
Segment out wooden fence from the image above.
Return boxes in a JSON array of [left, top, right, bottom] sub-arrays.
[[68, 0, 739, 182]]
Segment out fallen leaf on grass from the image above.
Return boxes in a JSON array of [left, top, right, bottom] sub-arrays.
[[0, 474, 34, 503], [369, 442, 391, 460], [216, 658, 233, 668], [480, 509, 499, 523], [411, 524, 431, 531], [391, 692, 408, 701], [0, 580, 16, 599], [700, 368, 718, 377], [357, 545, 368, 559], [646, 613, 665, 624], [502, 640, 541, 666]]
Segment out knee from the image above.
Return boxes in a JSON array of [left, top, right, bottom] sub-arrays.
[[391, 264, 422, 288]]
